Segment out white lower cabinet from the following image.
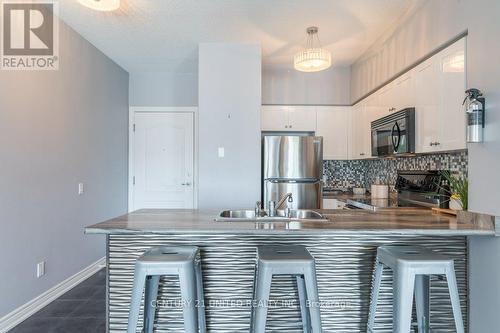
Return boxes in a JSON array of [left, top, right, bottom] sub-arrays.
[[316, 106, 350, 160]]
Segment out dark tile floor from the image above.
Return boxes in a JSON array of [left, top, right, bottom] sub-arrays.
[[9, 269, 106, 333]]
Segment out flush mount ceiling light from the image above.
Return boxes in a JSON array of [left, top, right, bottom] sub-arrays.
[[294, 27, 332, 72], [78, 0, 120, 11]]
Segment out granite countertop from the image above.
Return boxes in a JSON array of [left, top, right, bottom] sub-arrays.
[[85, 209, 496, 236]]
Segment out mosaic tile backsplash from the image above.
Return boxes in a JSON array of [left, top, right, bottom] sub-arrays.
[[323, 150, 468, 189]]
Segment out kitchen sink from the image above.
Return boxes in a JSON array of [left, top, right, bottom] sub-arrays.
[[276, 209, 325, 219], [215, 209, 328, 222]]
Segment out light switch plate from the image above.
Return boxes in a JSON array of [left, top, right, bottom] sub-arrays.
[[78, 183, 84, 195], [218, 147, 225, 158], [37, 261, 45, 278]]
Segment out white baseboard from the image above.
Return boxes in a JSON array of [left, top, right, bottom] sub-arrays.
[[0, 257, 106, 333]]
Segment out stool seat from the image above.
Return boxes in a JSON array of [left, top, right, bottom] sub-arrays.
[[258, 245, 313, 262], [251, 245, 322, 333], [377, 245, 454, 275], [257, 245, 316, 275], [368, 245, 464, 333], [127, 246, 206, 333], [137, 246, 198, 268]]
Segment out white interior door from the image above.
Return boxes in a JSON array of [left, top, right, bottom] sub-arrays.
[[133, 112, 194, 209]]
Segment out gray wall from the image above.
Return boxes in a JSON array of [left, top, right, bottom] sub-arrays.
[[351, 1, 500, 331], [0, 19, 129, 317], [129, 71, 198, 106], [198, 43, 261, 209], [129, 65, 350, 107], [262, 65, 351, 105]]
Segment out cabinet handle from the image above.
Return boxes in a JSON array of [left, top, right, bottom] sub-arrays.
[[289, 125, 292, 128], [181, 182, 191, 186], [360, 153, 365, 156], [285, 125, 288, 128], [435, 142, 440, 146]]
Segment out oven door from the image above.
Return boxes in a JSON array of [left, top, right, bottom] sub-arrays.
[[372, 117, 410, 156]]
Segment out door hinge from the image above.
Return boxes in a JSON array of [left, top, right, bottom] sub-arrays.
[[132, 176, 135, 185]]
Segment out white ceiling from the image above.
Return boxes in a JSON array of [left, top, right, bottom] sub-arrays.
[[58, 0, 421, 73]]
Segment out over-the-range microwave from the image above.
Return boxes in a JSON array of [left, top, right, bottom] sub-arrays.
[[371, 108, 415, 157]]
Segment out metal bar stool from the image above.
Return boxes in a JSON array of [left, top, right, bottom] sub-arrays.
[[127, 246, 206, 333], [367, 245, 464, 333], [251, 245, 322, 333]]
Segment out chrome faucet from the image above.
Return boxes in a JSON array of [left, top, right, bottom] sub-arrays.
[[276, 193, 293, 210], [268, 201, 276, 217], [255, 201, 263, 217]]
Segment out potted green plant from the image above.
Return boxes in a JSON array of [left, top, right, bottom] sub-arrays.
[[440, 170, 468, 211]]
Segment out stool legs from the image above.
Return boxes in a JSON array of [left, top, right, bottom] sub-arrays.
[[252, 266, 272, 333], [195, 258, 207, 333], [179, 264, 199, 333], [304, 269, 322, 333], [128, 268, 147, 333], [144, 275, 160, 333], [367, 260, 384, 331], [414, 275, 430, 333], [393, 269, 415, 333], [296, 275, 311, 333], [445, 263, 465, 333]]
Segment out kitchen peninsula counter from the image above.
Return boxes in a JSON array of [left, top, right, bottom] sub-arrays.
[[88, 209, 496, 332], [86, 208, 496, 236]]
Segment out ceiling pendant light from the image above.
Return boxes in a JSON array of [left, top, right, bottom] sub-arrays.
[[294, 27, 332, 72], [78, 0, 120, 12]]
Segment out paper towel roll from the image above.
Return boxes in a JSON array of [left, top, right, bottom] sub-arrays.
[[371, 184, 389, 198]]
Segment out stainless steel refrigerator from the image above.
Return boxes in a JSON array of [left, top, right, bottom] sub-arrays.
[[262, 135, 323, 209]]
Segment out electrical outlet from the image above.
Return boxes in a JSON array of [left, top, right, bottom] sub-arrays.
[[37, 261, 45, 278], [218, 147, 225, 158], [78, 182, 84, 195]]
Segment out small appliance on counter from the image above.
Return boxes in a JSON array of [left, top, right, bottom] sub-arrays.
[[371, 184, 389, 198], [262, 135, 323, 210], [371, 108, 415, 157], [346, 170, 449, 211]]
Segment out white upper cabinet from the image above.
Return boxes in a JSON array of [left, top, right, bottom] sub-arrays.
[[414, 57, 440, 152], [261, 106, 316, 131], [260, 39, 466, 160], [288, 106, 317, 131], [393, 71, 415, 111], [261, 106, 290, 131], [436, 38, 466, 151], [316, 106, 350, 160], [350, 101, 371, 159], [414, 38, 466, 153]]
